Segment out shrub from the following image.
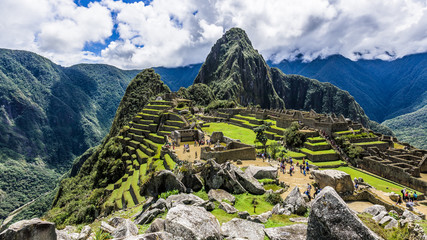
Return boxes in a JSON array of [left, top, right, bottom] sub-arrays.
[[283, 122, 305, 148], [159, 189, 179, 199], [265, 193, 283, 205]]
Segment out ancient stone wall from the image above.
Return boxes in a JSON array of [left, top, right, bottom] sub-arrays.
[[200, 146, 256, 164]]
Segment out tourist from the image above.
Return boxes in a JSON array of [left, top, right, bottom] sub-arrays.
[[304, 190, 312, 201], [302, 158, 305, 165], [401, 188, 406, 199], [303, 167, 306, 176], [355, 182, 359, 190], [405, 191, 409, 202], [396, 195, 403, 205], [414, 192, 418, 202], [290, 165, 294, 176], [306, 165, 310, 173], [314, 187, 320, 198], [307, 183, 312, 194], [195, 151, 197, 159]]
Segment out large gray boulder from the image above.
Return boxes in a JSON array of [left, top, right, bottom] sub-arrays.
[[109, 217, 138, 239], [135, 208, 165, 225], [264, 224, 307, 240], [307, 186, 380, 240], [245, 165, 277, 179], [311, 170, 354, 195], [201, 159, 247, 194], [0, 218, 56, 240], [219, 202, 238, 214], [124, 232, 174, 240], [208, 189, 236, 204], [221, 218, 265, 240], [146, 219, 165, 233], [228, 163, 265, 195], [363, 205, 386, 217], [165, 193, 205, 209], [77, 226, 91, 240], [283, 186, 308, 215], [56, 225, 79, 240], [165, 204, 221, 240], [140, 170, 186, 197]]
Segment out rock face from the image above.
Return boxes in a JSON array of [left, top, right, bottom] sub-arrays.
[[140, 170, 186, 197], [201, 159, 265, 195], [221, 218, 265, 240], [307, 186, 380, 240], [282, 186, 308, 215], [165, 204, 222, 240], [219, 202, 238, 214], [264, 224, 307, 240], [0, 218, 56, 240], [245, 165, 277, 179], [208, 189, 236, 204], [311, 170, 354, 195], [109, 217, 138, 239]]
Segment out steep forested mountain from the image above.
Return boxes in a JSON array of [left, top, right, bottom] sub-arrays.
[[0, 49, 138, 222]]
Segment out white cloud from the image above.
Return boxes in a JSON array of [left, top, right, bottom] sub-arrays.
[[1, 0, 427, 68]]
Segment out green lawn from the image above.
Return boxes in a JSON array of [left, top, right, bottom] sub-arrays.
[[300, 148, 337, 155], [305, 141, 328, 146], [307, 136, 324, 141], [202, 122, 275, 145], [293, 159, 346, 167], [330, 167, 416, 194], [335, 129, 361, 134]]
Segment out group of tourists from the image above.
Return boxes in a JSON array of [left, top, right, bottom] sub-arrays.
[[397, 188, 418, 206], [278, 157, 310, 177]]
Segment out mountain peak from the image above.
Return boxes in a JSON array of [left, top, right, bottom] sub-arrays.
[[194, 28, 284, 109]]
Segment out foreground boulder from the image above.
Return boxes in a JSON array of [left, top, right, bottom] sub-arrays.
[[109, 217, 138, 239], [164, 204, 221, 240], [140, 170, 186, 197], [0, 218, 56, 240], [264, 224, 307, 240], [245, 165, 277, 179], [229, 163, 265, 195], [282, 186, 308, 215], [307, 186, 380, 240], [221, 218, 265, 240], [363, 205, 386, 217], [165, 193, 205, 209], [208, 189, 236, 204], [311, 170, 354, 195]]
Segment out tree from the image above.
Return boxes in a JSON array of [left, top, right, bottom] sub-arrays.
[[268, 142, 281, 160], [283, 122, 305, 148], [253, 122, 273, 154]]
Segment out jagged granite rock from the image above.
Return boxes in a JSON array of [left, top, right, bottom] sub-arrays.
[[179, 171, 203, 192], [245, 165, 277, 179], [227, 163, 265, 195], [219, 201, 238, 214], [100, 221, 115, 234], [146, 219, 165, 233], [164, 204, 221, 240], [77, 225, 91, 240], [193, 28, 284, 109], [373, 211, 388, 222], [124, 231, 174, 240], [165, 193, 205, 209], [208, 189, 236, 204], [282, 186, 308, 215], [151, 198, 167, 210], [135, 208, 165, 225], [307, 186, 380, 240], [289, 217, 308, 223], [400, 209, 422, 227], [378, 216, 398, 229], [56, 225, 79, 240], [388, 192, 400, 202], [221, 218, 265, 240], [201, 159, 247, 194], [110, 217, 138, 239], [0, 218, 56, 240], [140, 170, 186, 197], [264, 224, 307, 240], [247, 211, 272, 224], [238, 211, 250, 219], [311, 170, 354, 195], [363, 205, 386, 217], [407, 223, 427, 240], [198, 200, 215, 211]]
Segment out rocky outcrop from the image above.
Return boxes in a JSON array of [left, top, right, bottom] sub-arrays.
[[108, 217, 138, 239], [221, 218, 265, 240], [307, 186, 380, 240], [0, 218, 56, 240], [363, 205, 386, 217], [311, 170, 354, 195], [179, 171, 203, 192], [245, 165, 277, 179], [201, 159, 265, 195], [135, 199, 167, 225], [165, 193, 205, 209], [56, 225, 79, 240], [282, 186, 308, 215], [126, 231, 173, 240], [140, 170, 186, 197], [77, 226, 91, 240], [164, 204, 222, 240], [264, 224, 307, 240], [146, 219, 166, 234], [208, 189, 236, 204]]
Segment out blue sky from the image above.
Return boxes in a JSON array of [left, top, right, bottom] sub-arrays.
[[1, 0, 427, 69]]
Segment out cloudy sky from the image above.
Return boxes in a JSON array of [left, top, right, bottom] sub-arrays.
[[1, 0, 427, 69]]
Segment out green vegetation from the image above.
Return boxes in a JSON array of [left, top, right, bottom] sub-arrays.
[[254, 123, 274, 154], [335, 129, 362, 135], [307, 136, 324, 141], [354, 141, 387, 145], [331, 167, 415, 193], [164, 154, 176, 170], [159, 190, 179, 199], [358, 213, 410, 240], [264, 214, 304, 228], [305, 141, 328, 146], [283, 122, 305, 148], [300, 148, 336, 155], [202, 122, 274, 145]]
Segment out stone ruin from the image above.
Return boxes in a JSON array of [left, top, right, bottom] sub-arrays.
[[170, 129, 204, 145], [200, 132, 256, 164]]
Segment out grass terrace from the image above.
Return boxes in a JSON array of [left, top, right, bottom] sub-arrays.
[[164, 154, 176, 170], [305, 141, 329, 146], [293, 159, 346, 167], [330, 167, 417, 194], [354, 141, 387, 145], [300, 148, 336, 155], [202, 122, 275, 145], [335, 129, 362, 135], [307, 136, 324, 142]]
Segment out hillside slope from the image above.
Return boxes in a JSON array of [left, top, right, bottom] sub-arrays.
[[0, 49, 138, 222]]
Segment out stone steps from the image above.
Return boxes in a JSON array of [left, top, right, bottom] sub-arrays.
[[143, 108, 161, 115]]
